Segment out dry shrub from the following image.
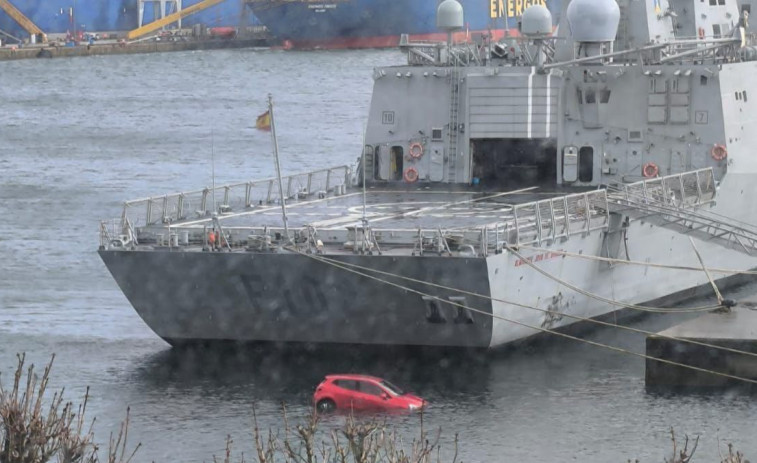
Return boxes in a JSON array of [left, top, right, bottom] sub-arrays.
[[0, 353, 139, 463], [214, 403, 457, 463], [720, 441, 750, 463]]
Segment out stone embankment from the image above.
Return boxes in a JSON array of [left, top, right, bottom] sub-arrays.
[[0, 36, 273, 61]]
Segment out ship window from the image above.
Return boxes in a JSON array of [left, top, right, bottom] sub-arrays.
[[599, 89, 611, 103], [431, 128, 443, 140], [700, 75, 708, 86], [628, 130, 643, 142], [718, 0, 725, 5], [576, 89, 583, 104], [712, 24, 721, 38], [744, 91, 749, 102], [742, 4, 752, 13], [585, 89, 596, 104], [578, 146, 594, 182], [709, 0, 716, 4]]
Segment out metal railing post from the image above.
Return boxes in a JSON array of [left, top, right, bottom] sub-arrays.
[[201, 189, 209, 215], [584, 193, 591, 233], [177, 194, 185, 220]]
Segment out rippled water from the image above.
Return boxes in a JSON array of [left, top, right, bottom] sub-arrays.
[[1, 49, 756, 462]]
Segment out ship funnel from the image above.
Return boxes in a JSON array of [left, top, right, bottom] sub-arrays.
[[566, 0, 619, 59], [521, 5, 553, 38], [437, 0, 464, 31]]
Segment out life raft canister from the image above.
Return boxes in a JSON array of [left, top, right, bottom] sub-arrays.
[[403, 167, 419, 183], [408, 142, 424, 159], [642, 162, 659, 178], [711, 144, 728, 161]]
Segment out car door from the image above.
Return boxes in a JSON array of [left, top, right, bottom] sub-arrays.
[[333, 379, 358, 409], [358, 380, 388, 410]]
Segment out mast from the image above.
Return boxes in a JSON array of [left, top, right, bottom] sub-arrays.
[[268, 94, 290, 242]]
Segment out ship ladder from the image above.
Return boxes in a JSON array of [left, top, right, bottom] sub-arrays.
[[607, 183, 757, 256], [447, 65, 460, 183]]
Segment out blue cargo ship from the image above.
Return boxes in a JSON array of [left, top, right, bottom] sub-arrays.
[[0, 0, 257, 38], [248, 0, 560, 49]]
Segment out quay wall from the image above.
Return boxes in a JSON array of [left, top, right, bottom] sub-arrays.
[[0, 38, 271, 61]]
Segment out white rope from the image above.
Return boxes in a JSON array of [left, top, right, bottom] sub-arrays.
[[517, 244, 757, 276], [506, 246, 723, 313], [289, 248, 757, 385]]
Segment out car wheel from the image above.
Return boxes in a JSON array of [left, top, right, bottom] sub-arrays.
[[316, 399, 336, 413]]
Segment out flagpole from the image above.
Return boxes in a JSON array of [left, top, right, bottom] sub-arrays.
[[360, 122, 368, 253], [211, 127, 216, 214], [268, 94, 290, 243]]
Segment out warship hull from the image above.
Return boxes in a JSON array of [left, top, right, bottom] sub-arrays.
[[99, 174, 757, 348]]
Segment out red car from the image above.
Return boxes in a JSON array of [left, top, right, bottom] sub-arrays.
[[313, 374, 425, 412]]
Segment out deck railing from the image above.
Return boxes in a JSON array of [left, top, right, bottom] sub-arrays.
[[105, 169, 718, 255], [609, 168, 716, 209], [119, 165, 351, 229]]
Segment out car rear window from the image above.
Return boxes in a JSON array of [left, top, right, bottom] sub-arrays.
[[333, 379, 359, 391]]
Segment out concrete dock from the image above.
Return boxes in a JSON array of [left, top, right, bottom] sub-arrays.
[[0, 36, 273, 61], [646, 308, 757, 388]]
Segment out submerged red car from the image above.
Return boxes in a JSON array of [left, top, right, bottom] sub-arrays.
[[313, 374, 426, 412]]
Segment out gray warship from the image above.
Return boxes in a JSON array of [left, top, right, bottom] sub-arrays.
[[99, 0, 757, 348]]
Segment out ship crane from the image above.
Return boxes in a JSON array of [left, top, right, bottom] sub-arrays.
[[0, 0, 46, 43], [127, 0, 225, 40]]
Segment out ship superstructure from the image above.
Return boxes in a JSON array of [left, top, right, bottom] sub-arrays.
[[99, 0, 757, 348]]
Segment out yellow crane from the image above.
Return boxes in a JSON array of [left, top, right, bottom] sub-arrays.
[[127, 0, 225, 40], [0, 0, 46, 43]]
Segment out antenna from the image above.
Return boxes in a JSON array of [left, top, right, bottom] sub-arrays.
[[268, 94, 290, 243]]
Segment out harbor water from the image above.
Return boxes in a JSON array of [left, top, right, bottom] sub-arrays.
[[1, 49, 756, 462]]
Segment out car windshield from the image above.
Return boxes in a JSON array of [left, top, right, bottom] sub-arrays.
[[380, 380, 404, 396]]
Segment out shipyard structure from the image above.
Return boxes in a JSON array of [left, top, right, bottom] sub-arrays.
[[0, 0, 260, 43]]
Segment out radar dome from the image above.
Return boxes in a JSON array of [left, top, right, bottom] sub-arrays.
[[437, 0, 464, 31], [520, 5, 553, 37], [566, 0, 620, 42]]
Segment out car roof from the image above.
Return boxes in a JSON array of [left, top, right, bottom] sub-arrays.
[[324, 374, 385, 382]]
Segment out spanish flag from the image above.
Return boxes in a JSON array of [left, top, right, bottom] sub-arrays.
[[256, 110, 271, 131]]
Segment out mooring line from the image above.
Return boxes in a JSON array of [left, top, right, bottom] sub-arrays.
[[288, 248, 757, 385], [505, 246, 722, 313], [290, 249, 757, 360], [517, 245, 757, 276]]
